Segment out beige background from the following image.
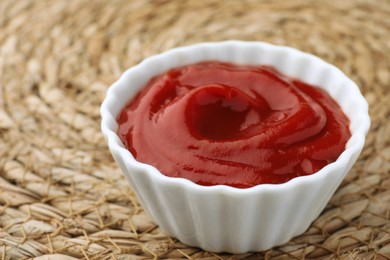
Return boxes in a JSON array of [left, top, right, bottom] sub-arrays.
[[0, 0, 389, 259]]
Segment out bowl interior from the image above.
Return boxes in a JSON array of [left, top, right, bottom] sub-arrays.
[[101, 41, 370, 192]]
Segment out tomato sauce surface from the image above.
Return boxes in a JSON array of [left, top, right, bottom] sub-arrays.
[[117, 61, 351, 188]]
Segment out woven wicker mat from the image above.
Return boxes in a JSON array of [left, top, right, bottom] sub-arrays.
[[0, 0, 389, 259]]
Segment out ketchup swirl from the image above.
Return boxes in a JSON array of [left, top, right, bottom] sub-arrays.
[[117, 62, 351, 188]]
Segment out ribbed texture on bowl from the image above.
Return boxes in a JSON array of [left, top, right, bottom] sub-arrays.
[[100, 41, 370, 253]]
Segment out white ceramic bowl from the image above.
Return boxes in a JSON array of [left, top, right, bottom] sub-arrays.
[[100, 41, 370, 253]]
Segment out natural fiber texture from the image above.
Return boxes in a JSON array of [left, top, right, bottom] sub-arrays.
[[0, 0, 389, 259]]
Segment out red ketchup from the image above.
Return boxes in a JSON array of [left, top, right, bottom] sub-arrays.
[[117, 62, 351, 188]]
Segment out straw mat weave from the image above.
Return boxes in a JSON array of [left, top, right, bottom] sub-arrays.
[[0, 0, 389, 259]]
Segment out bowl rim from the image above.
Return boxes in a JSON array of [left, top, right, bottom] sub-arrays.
[[100, 40, 370, 195]]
